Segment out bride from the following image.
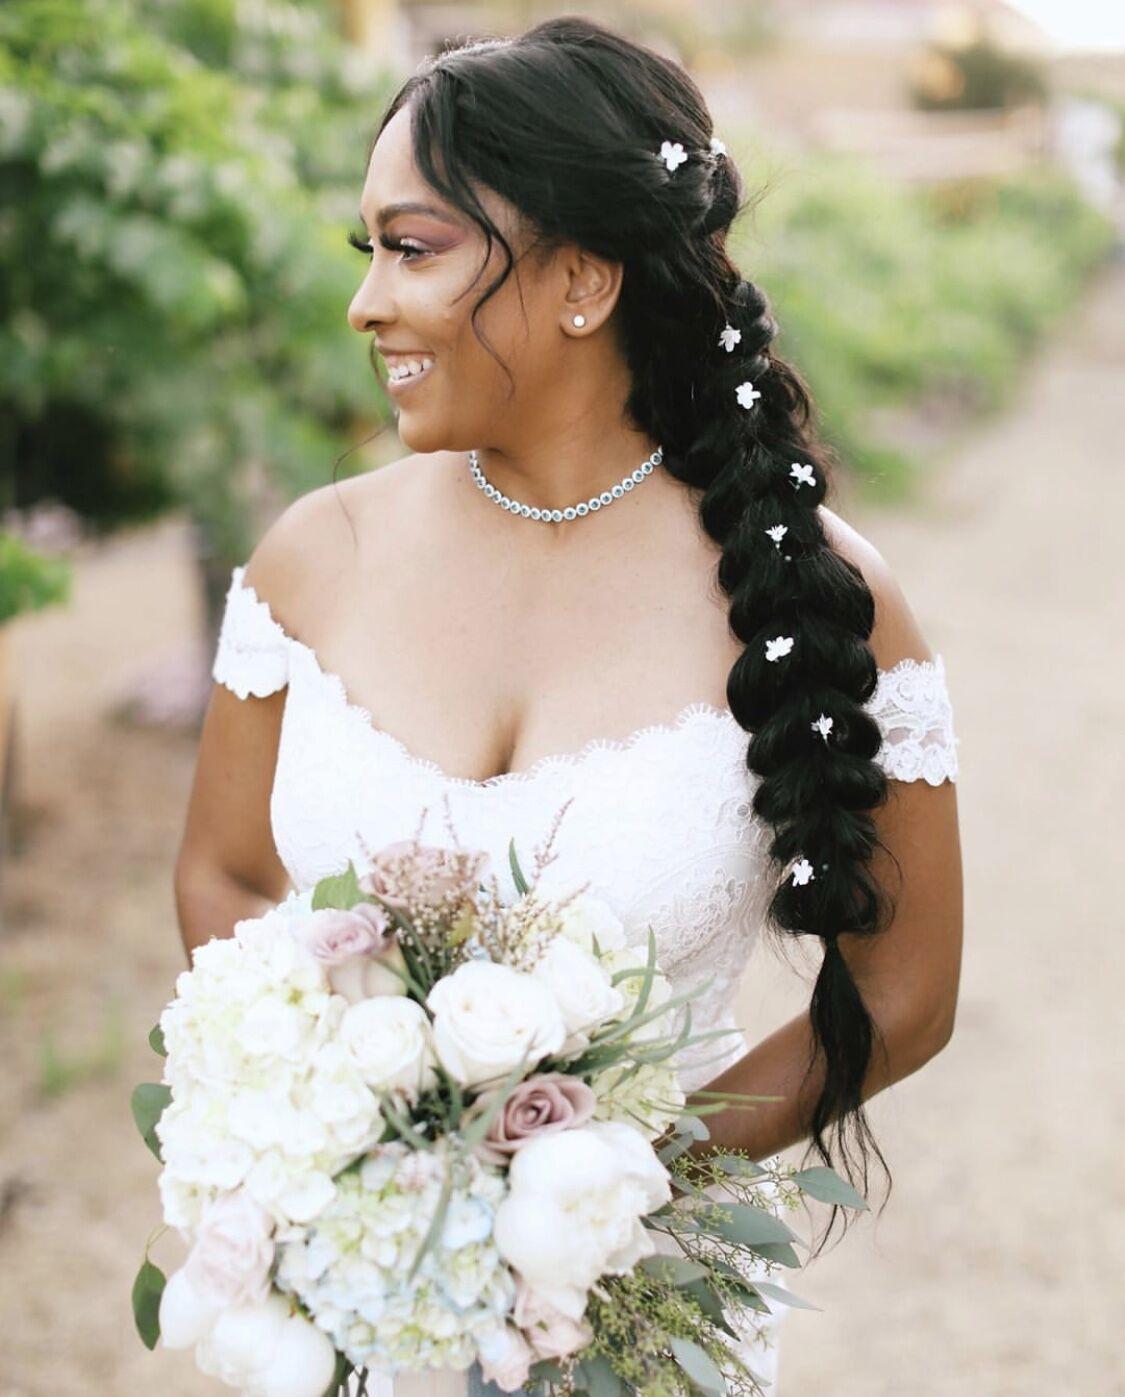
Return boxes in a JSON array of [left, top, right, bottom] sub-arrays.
[[174, 16, 963, 1396]]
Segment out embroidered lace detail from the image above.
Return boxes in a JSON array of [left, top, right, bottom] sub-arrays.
[[868, 654, 959, 785], [211, 565, 290, 699]]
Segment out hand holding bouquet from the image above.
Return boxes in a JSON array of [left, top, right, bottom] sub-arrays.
[[133, 812, 866, 1396]]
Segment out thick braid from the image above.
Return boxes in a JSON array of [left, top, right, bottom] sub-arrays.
[[649, 263, 896, 1250]]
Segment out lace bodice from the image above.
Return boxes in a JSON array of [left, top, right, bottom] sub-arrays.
[[211, 563, 959, 1093]]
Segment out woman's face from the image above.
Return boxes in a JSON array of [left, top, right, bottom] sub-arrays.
[[347, 104, 618, 457]]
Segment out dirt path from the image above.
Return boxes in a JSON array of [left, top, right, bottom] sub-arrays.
[[1, 263, 1121, 1396]]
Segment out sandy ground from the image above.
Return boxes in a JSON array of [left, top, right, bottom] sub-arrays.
[[1, 262, 1123, 1396]]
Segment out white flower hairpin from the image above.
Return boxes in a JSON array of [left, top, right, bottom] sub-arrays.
[[736, 381, 762, 410], [659, 139, 688, 172], [765, 523, 793, 560], [764, 635, 794, 662], [709, 136, 727, 157], [719, 323, 742, 353], [811, 713, 834, 742], [791, 857, 815, 887], [790, 461, 816, 489]]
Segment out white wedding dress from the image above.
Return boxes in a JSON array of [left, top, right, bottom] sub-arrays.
[[210, 562, 960, 1397]]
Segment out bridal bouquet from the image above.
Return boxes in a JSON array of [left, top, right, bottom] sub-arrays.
[[132, 813, 866, 1397]]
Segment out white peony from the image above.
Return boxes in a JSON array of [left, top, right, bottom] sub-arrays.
[[337, 996, 438, 1098], [426, 960, 566, 1088], [193, 1290, 337, 1397], [532, 935, 624, 1046], [158, 1264, 223, 1348], [492, 1123, 671, 1320]]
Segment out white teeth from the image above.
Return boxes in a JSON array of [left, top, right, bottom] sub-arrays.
[[388, 356, 434, 381]]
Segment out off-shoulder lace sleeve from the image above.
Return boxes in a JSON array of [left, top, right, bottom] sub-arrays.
[[211, 564, 290, 699], [867, 654, 959, 785]]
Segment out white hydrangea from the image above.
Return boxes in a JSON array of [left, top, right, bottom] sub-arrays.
[[274, 1143, 515, 1374], [155, 892, 384, 1238]]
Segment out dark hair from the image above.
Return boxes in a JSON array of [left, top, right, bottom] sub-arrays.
[[360, 15, 898, 1254]]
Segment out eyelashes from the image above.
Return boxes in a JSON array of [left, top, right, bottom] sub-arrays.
[[347, 229, 431, 263]]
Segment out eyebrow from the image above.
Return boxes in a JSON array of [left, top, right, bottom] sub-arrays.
[[362, 201, 460, 229]]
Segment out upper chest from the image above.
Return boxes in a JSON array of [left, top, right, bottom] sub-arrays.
[[296, 469, 739, 784]]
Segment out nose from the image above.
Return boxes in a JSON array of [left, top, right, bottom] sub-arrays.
[[347, 264, 392, 335]]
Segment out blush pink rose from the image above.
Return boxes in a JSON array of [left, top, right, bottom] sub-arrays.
[[183, 1188, 276, 1309], [514, 1278, 593, 1361], [294, 903, 404, 1004], [472, 1073, 597, 1167], [294, 903, 393, 963], [357, 839, 490, 913]]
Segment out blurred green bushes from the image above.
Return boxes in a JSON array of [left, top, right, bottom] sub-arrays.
[[0, 0, 1116, 547], [0, 0, 393, 566], [736, 152, 1116, 495]]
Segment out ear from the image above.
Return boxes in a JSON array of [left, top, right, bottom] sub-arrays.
[[560, 245, 623, 333]]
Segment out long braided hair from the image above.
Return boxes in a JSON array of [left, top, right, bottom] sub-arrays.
[[364, 16, 898, 1253]]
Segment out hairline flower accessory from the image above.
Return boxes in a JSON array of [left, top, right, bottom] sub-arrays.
[[659, 139, 688, 173]]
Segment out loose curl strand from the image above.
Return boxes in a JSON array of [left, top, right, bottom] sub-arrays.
[[366, 15, 900, 1256]]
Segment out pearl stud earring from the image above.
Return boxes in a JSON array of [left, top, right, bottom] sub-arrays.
[[572, 314, 586, 328]]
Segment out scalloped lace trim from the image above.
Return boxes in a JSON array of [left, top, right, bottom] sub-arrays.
[[216, 564, 958, 788]]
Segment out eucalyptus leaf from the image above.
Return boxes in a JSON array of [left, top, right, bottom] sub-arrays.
[[670, 1336, 726, 1396], [131, 1082, 172, 1161], [791, 1165, 869, 1210], [750, 1279, 823, 1312], [681, 1278, 739, 1339], [675, 1113, 711, 1142], [574, 1354, 622, 1397], [637, 1254, 711, 1286], [712, 1153, 769, 1178], [697, 1201, 801, 1247], [131, 1256, 166, 1350]]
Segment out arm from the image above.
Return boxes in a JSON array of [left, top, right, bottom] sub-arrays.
[[173, 496, 322, 961], [693, 518, 964, 1157]]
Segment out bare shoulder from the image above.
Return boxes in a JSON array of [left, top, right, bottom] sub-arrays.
[[817, 504, 935, 670], [241, 451, 446, 633]]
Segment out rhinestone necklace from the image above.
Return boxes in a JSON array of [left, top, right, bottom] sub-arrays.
[[467, 445, 664, 523]]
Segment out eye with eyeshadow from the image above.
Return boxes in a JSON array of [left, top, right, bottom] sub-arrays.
[[347, 229, 431, 263]]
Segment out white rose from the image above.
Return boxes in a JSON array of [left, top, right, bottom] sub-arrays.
[[532, 936, 624, 1044], [552, 892, 628, 956], [492, 1124, 669, 1319], [183, 1188, 276, 1308], [337, 996, 437, 1097], [426, 961, 566, 1088], [158, 1265, 222, 1348]]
